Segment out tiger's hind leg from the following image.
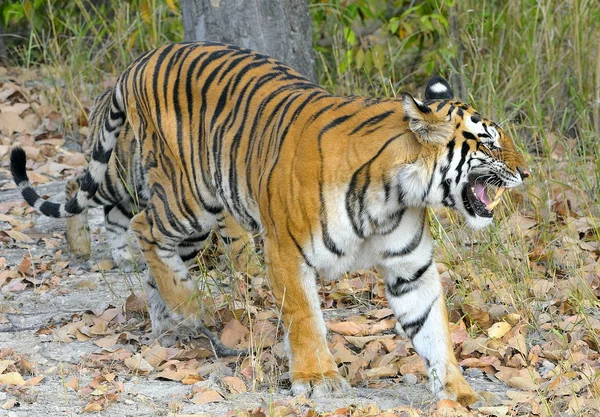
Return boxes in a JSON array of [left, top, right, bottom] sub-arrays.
[[131, 209, 199, 334], [131, 208, 243, 356], [216, 212, 261, 275], [65, 178, 91, 258], [104, 204, 144, 272], [178, 230, 211, 267]]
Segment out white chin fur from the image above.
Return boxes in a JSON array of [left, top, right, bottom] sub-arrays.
[[463, 214, 494, 230]]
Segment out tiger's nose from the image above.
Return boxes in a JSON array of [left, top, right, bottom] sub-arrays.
[[517, 166, 530, 179]]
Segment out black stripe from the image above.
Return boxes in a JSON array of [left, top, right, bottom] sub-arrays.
[[39, 200, 61, 218], [463, 131, 477, 141], [180, 251, 200, 263], [423, 159, 437, 200], [345, 133, 405, 238], [288, 224, 316, 269], [454, 141, 470, 185], [387, 258, 432, 295], [401, 295, 438, 338], [349, 110, 394, 135], [382, 213, 425, 258], [220, 236, 239, 245]]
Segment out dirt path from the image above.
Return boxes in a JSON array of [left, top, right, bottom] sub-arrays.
[[0, 181, 509, 417]]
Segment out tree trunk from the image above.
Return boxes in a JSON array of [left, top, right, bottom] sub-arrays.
[[0, 20, 8, 65], [180, 0, 316, 82]]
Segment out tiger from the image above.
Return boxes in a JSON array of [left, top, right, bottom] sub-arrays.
[[63, 89, 259, 275], [11, 41, 529, 404]]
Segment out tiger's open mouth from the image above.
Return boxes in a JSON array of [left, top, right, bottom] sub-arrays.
[[462, 173, 506, 217]]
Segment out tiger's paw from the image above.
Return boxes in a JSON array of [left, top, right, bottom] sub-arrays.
[[441, 366, 480, 406], [66, 221, 91, 259], [291, 372, 351, 398]]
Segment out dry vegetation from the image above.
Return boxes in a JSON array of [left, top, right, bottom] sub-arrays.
[[0, 0, 599, 416]]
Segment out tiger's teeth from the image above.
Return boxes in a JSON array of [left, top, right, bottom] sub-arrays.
[[487, 199, 501, 210], [494, 187, 506, 200]]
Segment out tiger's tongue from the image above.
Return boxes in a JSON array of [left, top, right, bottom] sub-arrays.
[[474, 183, 491, 205]]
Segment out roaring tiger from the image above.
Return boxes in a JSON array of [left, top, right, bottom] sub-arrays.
[[63, 89, 258, 274], [11, 42, 529, 404]]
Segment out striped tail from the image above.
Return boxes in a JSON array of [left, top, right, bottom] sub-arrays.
[[10, 86, 126, 218]]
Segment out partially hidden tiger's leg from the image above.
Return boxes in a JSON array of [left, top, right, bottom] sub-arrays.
[[216, 212, 261, 275], [130, 208, 199, 336], [104, 204, 140, 272], [265, 233, 349, 397], [65, 178, 91, 258], [378, 231, 478, 405], [132, 208, 245, 356], [178, 230, 211, 267]]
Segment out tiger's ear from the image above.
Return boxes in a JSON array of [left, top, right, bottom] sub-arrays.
[[424, 76, 454, 100], [402, 93, 454, 144]]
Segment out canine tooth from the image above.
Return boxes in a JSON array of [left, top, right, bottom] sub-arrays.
[[494, 187, 506, 200], [487, 199, 501, 210]]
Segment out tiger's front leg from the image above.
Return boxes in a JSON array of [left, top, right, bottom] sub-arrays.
[[378, 256, 478, 406], [265, 235, 350, 397]]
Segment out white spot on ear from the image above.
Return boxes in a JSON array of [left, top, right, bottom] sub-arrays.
[[429, 83, 448, 94]]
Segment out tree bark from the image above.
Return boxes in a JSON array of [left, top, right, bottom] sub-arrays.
[[0, 20, 8, 65], [180, 0, 316, 82]]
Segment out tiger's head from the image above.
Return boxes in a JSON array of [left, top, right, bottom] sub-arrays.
[[401, 76, 529, 229]]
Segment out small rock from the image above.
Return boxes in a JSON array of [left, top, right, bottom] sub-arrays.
[[539, 359, 555, 376], [402, 373, 418, 385], [0, 392, 6, 401], [464, 367, 484, 378], [487, 305, 507, 319]]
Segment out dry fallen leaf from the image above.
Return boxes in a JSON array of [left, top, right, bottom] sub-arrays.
[[506, 376, 537, 391], [190, 389, 223, 405], [3, 230, 34, 243], [94, 335, 119, 349], [93, 259, 115, 271], [476, 406, 510, 416], [124, 354, 154, 375], [0, 112, 27, 135], [1, 398, 18, 410], [222, 376, 247, 394], [65, 377, 79, 391], [125, 291, 147, 314], [327, 321, 364, 336], [361, 365, 398, 379], [182, 374, 203, 385], [142, 344, 169, 368], [220, 319, 249, 348], [25, 375, 44, 386], [0, 372, 26, 386], [487, 322, 511, 339], [81, 402, 104, 412]]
